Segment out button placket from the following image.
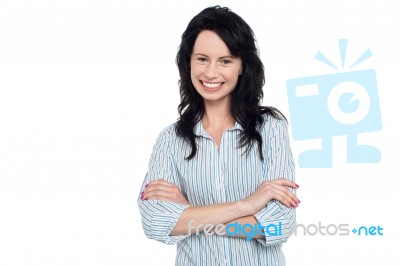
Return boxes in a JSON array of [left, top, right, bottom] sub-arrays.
[[216, 133, 227, 195]]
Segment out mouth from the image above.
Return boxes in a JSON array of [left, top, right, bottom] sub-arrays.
[[201, 81, 224, 90]]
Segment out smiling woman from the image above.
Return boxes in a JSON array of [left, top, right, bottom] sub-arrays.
[[137, 6, 298, 266], [190, 30, 243, 105]]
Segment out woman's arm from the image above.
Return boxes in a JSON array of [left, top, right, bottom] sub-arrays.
[[138, 117, 297, 244], [252, 116, 297, 246], [141, 178, 298, 236], [137, 126, 191, 245]]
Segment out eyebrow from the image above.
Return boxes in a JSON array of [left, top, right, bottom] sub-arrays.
[[193, 53, 235, 59]]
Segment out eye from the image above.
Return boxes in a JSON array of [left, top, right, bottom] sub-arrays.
[[197, 57, 207, 62], [221, 59, 232, 65]]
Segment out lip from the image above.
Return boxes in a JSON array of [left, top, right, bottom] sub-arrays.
[[201, 81, 224, 91]]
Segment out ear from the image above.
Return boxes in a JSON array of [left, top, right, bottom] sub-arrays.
[[239, 65, 243, 75]]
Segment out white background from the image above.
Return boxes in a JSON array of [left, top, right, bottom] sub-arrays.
[[1, 0, 399, 265]]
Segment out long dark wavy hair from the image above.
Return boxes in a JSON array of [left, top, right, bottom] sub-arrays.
[[176, 6, 284, 160]]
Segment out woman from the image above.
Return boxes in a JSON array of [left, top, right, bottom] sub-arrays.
[[138, 6, 299, 265]]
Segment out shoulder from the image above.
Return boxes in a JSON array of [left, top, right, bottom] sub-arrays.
[[259, 111, 290, 145], [156, 123, 178, 143], [150, 123, 179, 155], [153, 122, 191, 158], [260, 112, 288, 133], [259, 112, 290, 154], [158, 123, 177, 136]]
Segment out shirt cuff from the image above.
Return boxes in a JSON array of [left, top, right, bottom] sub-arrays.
[[149, 200, 191, 245], [254, 200, 296, 246]]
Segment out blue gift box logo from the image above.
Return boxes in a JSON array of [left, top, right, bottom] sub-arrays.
[[286, 40, 382, 168]]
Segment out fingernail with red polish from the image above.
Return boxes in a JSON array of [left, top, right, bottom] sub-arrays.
[[295, 184, 300, 188]]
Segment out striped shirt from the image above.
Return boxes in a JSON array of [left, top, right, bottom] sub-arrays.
[[138, 114, 296, 266]]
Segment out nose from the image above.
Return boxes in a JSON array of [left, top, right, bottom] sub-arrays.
[[204, 63, 219, 79]]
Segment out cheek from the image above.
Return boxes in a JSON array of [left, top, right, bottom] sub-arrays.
[[190, 68, 196, 84], [190, 67, 205, 86], [190, 64, 202, 77], [226, 71, 240, 83], [228, 74, 241, 90], [190, 68, 200, 88]]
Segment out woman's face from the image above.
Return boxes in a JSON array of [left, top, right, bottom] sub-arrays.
[[190, 30, 242, 106]]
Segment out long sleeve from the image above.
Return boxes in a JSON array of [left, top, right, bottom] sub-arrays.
[[137, 126, 190, 245], [254, 116, 296, 246]]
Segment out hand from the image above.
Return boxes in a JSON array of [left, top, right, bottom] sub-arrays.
[[141, 179, 190, 205], [241, 178, 299, 215]]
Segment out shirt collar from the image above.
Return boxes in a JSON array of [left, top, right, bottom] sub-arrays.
[[194, 120, 243, 138]]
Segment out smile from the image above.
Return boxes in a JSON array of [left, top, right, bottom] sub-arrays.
[[201, 81, 223, 89]]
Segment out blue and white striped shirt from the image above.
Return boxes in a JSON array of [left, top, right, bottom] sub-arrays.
[[138, 114, 296, 265]]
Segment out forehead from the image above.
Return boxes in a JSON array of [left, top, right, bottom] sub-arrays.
[[192, 30, 231, 56]]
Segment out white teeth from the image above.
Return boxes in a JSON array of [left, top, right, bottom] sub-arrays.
[[202, 82, 222, 88]]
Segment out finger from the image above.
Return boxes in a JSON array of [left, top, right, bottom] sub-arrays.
[[273, 189, 297, 208], [146, 179, 175, 187], [281, 185, 300, 205], [261, 181, 295, 194], [144, 179, 174, 189], [271, 178, 299, 189], [143, 189, 188, 204], [143, 184, 183, 197], [276, 195, 298, 208], [258, 180, 299, 208], [145, 195, 173, 201], [143, 189, 175, 201], [144, 183, 177, 194], [279, 186, 300, 207], [270, 185, 299, 208]]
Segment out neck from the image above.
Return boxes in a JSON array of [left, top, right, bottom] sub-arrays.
[[202, 99, 235, 131]]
